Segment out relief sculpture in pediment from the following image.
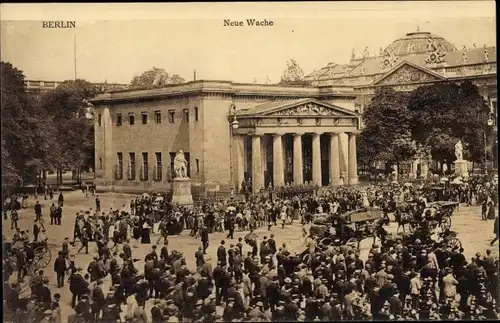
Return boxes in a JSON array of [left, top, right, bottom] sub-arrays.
[[276, 103, 340, 116], [377, 65, 441, 86]]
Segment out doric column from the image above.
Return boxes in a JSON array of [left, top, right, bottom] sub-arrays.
[[329, 132, 341, 185], [312, 132, 322, 186], [292, 133, 304, 185], [272, 133, 285, 188], [348, 132, 359, 185], [251, 134, 264, 193], [234, 135, 245, 191], [410, 159, 419, 179]]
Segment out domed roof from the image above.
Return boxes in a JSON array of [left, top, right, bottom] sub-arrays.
[[384, 31, 457, 56]]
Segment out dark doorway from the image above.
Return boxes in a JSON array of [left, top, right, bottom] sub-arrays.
[[264, 136, 273, 188], [321, 134, 330, 186], [302, 134, 312, 183], [284, 134, 294, 184]]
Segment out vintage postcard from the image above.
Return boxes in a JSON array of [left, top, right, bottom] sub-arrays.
[[1, 2, 498, 322]]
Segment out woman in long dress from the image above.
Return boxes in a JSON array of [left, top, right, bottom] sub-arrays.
[[141, 221, 151, 244], [132, 220, 141, 247]]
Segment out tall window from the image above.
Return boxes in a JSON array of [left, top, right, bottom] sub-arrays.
[[169, 152, 176, 180], [183, 109, 189, 122], [128, 153, 136, 180], [155, 152, 162, 181], [196, 159, 199, 174], [141, 112, 148, 124], [194, 107, 199, 121], [141, 153, 149, 181], [116, 153, 123, 179], [98, 114, 102, 126], [116, 113, 122, 126], [168, 110, 175, 123], [155, 110, 162, 123], [129, 113, 135, 125], [99, 158, 102, 170]]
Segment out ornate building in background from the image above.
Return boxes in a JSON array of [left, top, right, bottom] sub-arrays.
[[305, 30, 497, 173], [91, 30, 496, 194]]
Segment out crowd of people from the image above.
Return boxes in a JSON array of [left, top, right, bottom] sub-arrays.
[[2, 174, 499, 322]]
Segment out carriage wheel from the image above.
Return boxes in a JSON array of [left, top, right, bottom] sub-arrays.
[[320, 238, 333, 247], [302, 253, 311, 265], [346, 238, 358, 248], [34, 246, 51, 269], [440, 215, 452, 231], [7, 255, 17, 271], [449, 237, 462, 249]]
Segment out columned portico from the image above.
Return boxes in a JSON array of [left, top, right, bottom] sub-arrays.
[[234, 98, 361, 191], [312, 132, 322, 186], [348, 132, 359, 185], [293, 133, 304, 185], [330, 132, 341, 185], [272, 133, 285, 187], [251, 134, 264, 193]]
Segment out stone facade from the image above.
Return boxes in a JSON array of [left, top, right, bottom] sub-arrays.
[[92, 30, 497, 194], [92, 82, 360, 193]]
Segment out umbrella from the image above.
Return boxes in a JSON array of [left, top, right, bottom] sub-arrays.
[[226, 206, 236, 212], [451, 178, 463, 185], [155, 196, 164, 202], [440, 177, 449, 182], [403, 183, 413, 187]]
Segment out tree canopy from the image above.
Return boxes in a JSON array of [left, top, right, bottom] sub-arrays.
[[279, 59, 310, 86], [130, 67, 185, 87], [1, 61, 98, 188], [358, 81, 490, 169], [1, 62, 54, 186]]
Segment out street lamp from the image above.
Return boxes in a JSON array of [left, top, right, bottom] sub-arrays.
[[484, 116, 494, 174], [228, 104, 239, 196]]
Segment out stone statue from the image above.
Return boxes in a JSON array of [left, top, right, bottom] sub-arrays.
[[174, 150, 189, 179], [351, 48, 356, 59], [363, 46, 369, 58], [455, 140, 463, 161]]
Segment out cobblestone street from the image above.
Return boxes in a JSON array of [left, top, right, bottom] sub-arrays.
[[3, 192, 498, 321]]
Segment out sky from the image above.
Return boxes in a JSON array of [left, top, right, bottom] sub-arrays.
[[0, 2, 496, 85]]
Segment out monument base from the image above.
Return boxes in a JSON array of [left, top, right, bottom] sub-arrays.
[[171, 178, 194, 206], [454, 160, 469, 178]]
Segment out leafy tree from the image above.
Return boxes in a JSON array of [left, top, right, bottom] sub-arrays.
[[1, 62, 54, 187], [407, 81, 490, 163], [130, 67, 185, 87], [279, 59, 310, 85], [40, 80, 98, 182], [359, 87, 416, 169]]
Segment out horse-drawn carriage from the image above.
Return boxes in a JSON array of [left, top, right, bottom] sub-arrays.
[[395, 199, 457, 234], [306, 208, 384, 251], [3, 238, 52, 273]]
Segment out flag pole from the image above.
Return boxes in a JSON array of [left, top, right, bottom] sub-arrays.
[[74, 33, 77, 80]]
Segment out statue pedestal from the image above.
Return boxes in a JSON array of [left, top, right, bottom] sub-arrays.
[[454, 160, 469, 178], [171, 178, 193, 206]]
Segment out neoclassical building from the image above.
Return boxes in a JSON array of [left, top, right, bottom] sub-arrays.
[[92, 30, 497, 194]]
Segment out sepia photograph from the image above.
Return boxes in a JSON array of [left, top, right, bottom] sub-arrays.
[[1, 1, 498, 322]]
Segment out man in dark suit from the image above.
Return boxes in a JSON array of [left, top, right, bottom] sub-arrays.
[[213, 261, 225, 306], [200, 226, 209, 254], [53, 251, 67, 288], [195, 246, 205, 268], [217, 240, 227, 267], [34, 201, 42, 221]]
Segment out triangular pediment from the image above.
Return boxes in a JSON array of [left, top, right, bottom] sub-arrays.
[[373, 60, 446, 86], [241, 98, 358, 117]]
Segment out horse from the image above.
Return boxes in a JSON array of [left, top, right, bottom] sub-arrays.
[[393, 202, 416, 232]]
